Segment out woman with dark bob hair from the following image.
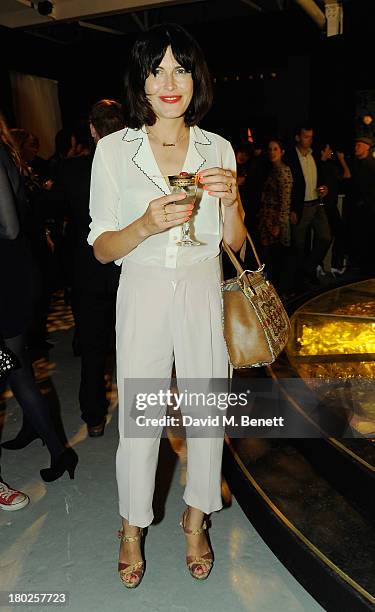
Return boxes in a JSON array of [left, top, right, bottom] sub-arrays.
[[88, 23, 246, 588]]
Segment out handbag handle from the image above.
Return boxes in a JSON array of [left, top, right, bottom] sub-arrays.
[[223, 232, 263, 277]]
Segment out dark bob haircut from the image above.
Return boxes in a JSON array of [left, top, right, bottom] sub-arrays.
[[123, 23, 213, 129]]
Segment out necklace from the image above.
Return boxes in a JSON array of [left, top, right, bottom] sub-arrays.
[[147, 128, 189, 147]]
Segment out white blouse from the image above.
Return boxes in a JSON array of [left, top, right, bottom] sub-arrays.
[[87, 125, 236, 268]]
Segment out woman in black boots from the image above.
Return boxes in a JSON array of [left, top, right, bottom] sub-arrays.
[[0, 111, 78, 482]]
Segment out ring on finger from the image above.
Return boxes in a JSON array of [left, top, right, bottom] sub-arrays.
[[163, 204, 168, 223]]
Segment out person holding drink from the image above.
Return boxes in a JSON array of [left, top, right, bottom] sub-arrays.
[[88, 23, 246, 588], [285, 125, 331, 290]]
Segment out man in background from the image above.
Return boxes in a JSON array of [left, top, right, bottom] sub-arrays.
[[285, 125, 331, 291], [349, 135, 375, 273], [53, 100, 125, 437]]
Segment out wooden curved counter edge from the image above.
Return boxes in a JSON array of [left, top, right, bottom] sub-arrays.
[[223, 434, 375, 612]]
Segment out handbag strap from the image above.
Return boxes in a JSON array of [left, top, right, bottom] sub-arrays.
[[245, 232, 262, 269], [223, 232, 262, 277]]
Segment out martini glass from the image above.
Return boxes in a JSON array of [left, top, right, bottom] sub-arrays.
[[168, 172, 201, 246]]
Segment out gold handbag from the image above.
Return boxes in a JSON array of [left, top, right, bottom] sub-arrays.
[[222, 233, 291, 369]]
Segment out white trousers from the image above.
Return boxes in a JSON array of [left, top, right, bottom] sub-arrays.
[[115, 257, 228, 527]]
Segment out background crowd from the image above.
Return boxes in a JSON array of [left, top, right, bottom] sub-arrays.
[[1, 98, 375, 511], [0, 100, 125, 509], [234, 123, 375, 297]]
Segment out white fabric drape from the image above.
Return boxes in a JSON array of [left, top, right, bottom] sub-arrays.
[[10, 71, 62, 159]]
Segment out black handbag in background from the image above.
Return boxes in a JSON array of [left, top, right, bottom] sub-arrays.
[[0, 342, 19, 381]]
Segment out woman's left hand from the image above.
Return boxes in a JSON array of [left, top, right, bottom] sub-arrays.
[[198, 167, 237, 208]]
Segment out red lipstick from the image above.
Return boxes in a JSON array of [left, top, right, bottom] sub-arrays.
[[159, 96, 182, 104]]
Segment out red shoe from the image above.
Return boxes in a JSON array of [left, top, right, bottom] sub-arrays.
[[0, 481, 30, 511]]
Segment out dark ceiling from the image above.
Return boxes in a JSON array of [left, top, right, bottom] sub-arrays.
[[18, 0, 291, 46], [0, 0, 373, 145]]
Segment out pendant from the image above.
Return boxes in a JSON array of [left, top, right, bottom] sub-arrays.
[[163, 143, 176, 147]]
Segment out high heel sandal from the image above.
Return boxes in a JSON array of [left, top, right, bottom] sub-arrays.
[[180, 509, 213, 580], [117, 528, 145, 589]]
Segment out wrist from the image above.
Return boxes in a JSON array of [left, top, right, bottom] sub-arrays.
[[136, 215, 152, 240], [222, 198, 238, 210]]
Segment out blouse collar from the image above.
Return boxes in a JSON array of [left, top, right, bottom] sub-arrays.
[[122, 125, 212, 196]]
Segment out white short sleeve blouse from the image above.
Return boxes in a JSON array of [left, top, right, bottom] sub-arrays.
[[88, 125, 236, 268]]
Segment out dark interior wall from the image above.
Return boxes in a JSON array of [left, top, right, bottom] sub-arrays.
[[1, 0, 374, 151], [0, 63, 14, 124], [309, 0, 375, 152], [193, 9, 317, 144], [53, 9, 317, 143], [281, 56, 311, 145], [0, 10, 316, 141], [310, 36, 353, 150], [56, 38, 130, 126], [0, 25, 63, 125], [0, 29, 123, 135]]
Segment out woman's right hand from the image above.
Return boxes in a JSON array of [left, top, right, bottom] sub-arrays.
[[141, 192, 194, 236]]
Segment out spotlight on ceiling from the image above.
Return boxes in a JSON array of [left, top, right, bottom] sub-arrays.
[[37, 1, 54, 16]]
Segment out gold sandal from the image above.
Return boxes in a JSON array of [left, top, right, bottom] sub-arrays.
[[117, 528, 144, 589], [180, 509, 213, 580]]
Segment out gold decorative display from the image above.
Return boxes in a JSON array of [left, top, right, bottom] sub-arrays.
[[286, 280, 375, 436], [294, 320, 375, 356]]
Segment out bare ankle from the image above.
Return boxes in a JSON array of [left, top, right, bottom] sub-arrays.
[[185, 506, 206, 530], [121, 519, 141, 534]]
